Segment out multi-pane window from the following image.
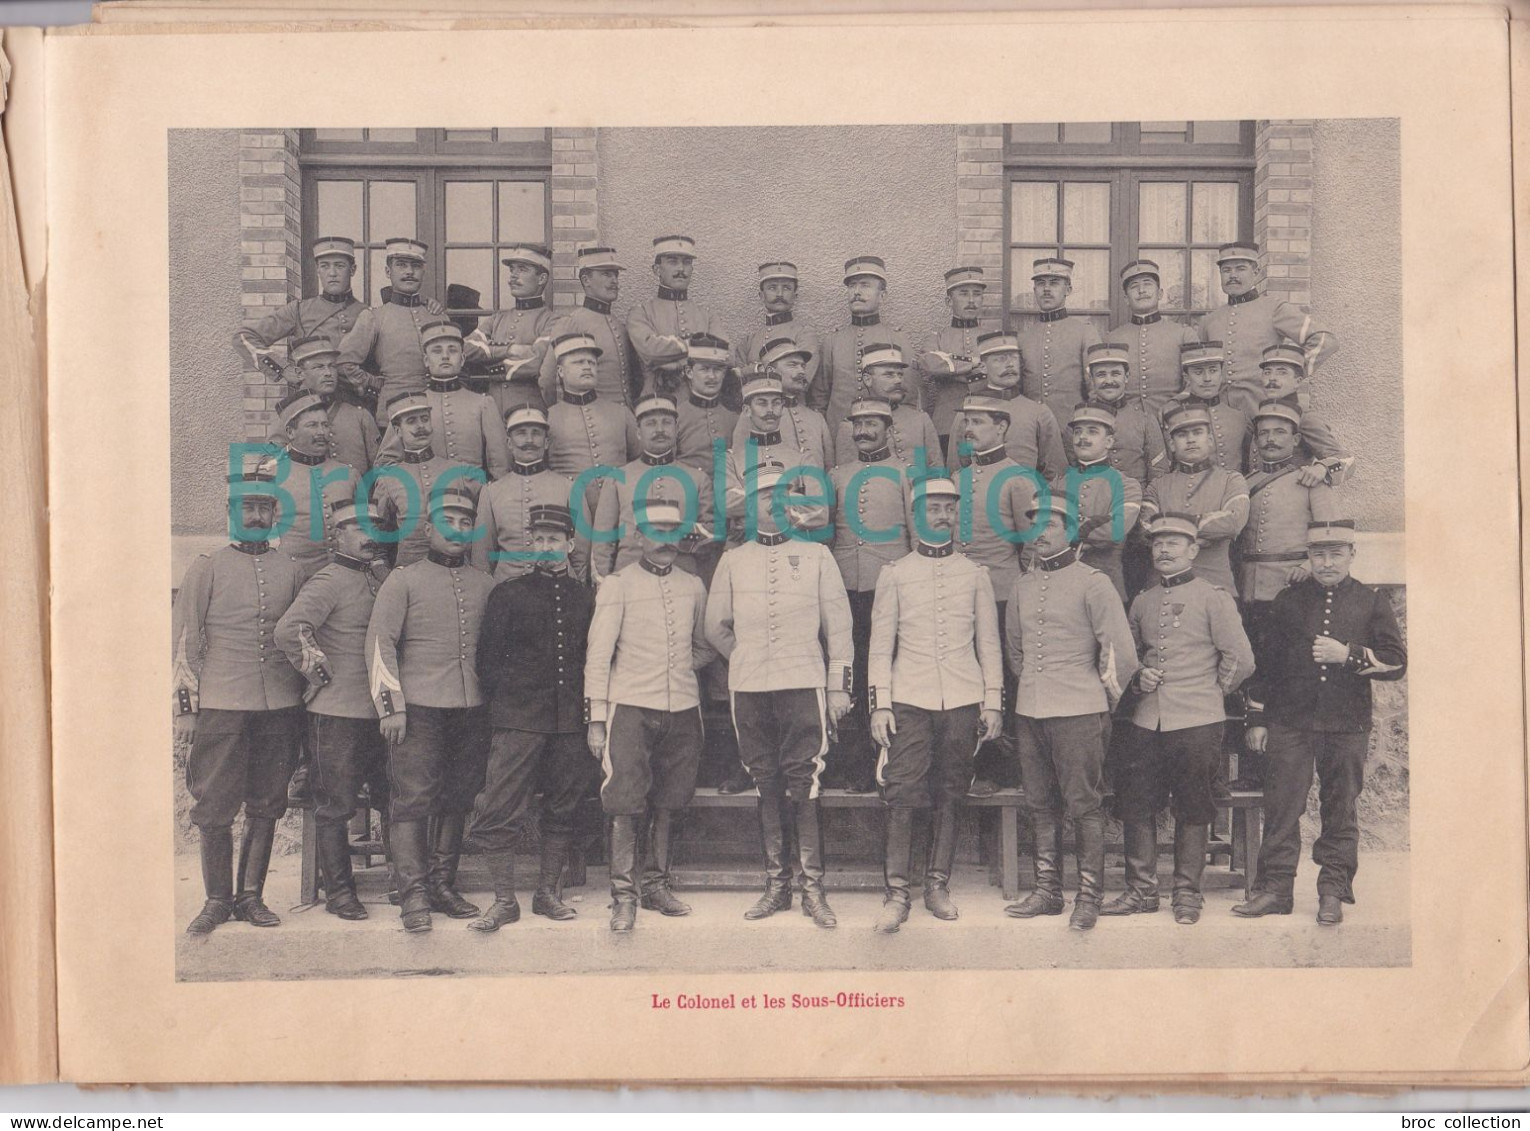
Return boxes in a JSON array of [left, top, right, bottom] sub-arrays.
[[300, 129, 552, 312], [1004, 122, 1254, 328]]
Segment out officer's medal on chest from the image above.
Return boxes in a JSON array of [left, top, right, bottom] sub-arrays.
[[788, 554, 802, 580]]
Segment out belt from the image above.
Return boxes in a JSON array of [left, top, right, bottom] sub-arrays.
[[1242, 550, 1309, 562]]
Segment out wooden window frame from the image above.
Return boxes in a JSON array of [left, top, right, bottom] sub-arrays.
[[298, 129, 553, 310], [1003, 121, 1255, 326]]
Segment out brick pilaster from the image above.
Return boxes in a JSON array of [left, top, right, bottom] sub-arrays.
[[551, 127, 599, 309], [238, 129, 302, 441], [1254, 120, 1315, 306], [955, 124, 1006, 321]]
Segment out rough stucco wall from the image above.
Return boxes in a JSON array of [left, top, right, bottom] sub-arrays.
[[598, 126, 957, 352], [1309, 118, 1402, 532], [169, 129, 246, 536]]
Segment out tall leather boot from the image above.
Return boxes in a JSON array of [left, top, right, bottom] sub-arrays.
[[874, 807, 914, 933], [317, 822, 367, 920], [1171, 821, 1209, 925], [469, 849, 521, 932], [380, 811, 401, 906], [744, 789, 793, 920], [533, 830, 578, 920], [923, 802, 960, 921], [608, 814, 641, 932], [640, 809, 692, 915], [1100, 820, 1160, 916], [427, 813, 481, 918], [390, 818, 433, 932], [1070, 813, 1106, 931], [795, 797, 838, 928], [187, 826, 235, 935], [233, 816, 281, 927], [1005, 812, 1066, 917]]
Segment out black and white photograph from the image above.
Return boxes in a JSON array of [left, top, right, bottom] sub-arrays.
[[166, 119, 1408, 983]]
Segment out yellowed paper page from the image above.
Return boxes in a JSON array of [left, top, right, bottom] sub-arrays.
[[0, 26, 56, 1086], [44, 8, 1527, 1086]]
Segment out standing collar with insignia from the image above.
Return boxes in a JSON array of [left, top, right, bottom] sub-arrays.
[[951, 316, 980, 329], [850, 313, 881, 328], [231, 539, 272, 555], [515, 296, 545, 311], [533, 559, 570, 576], [979, 384, 1017, 399], [1175, 459, 1214, 474], [756, 530, 789, 547], [1315, 575, 1356, 594], [561, 388, 597, 406], [857, 446, 892, 463], [387, 291, 425, 308], [403, 446, 434, 463], [511, 458, 548, 476], [1161, 568, 1195, 588], [1131, 312, 1161, 325], [333, 553, 372, 573], [321, 291, 356, 305], [1038, 308, 1069, 323], [765, 311, 794, 327], [428, 376, 462, 392], [972, 446, 1007, 466], [640, 557, 673, 576], [750, 429, 783, 446], [1038, 546, 1080, 571], [1073, 456, 1111, 471], [688, 392, 721, 409], [427, 548, 467, 569], [286, 446, 326, 466], [582, 296, 613, 315], [640, 449, 675, 466], [916, 539, 954, 558], [1257, 455, 1301, 474], [1188, 393, 1221, 407], [1228, 289, 1260, 306], [657, 286, 689, 302]]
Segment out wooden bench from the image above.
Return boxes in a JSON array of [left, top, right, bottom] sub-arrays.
[[297, 786, 1263, 905], [679, 786, 1027, 900]]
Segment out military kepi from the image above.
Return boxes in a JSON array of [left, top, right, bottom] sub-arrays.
[[1145, 512, 1201, 540], [843, 255, 888, 284], [528, 503, 576, 536], [1307, 518, 1357, 546], [384, 237, 428, 262], [553, 331, 603, 359], [290, 335, 340, 364], [312, 235, 357, 261]]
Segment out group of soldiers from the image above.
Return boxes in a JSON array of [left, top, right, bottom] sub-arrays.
[[173, 230, 1406, 940]]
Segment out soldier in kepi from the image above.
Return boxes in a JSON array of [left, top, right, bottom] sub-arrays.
[[1003, 496, 1137, 932], [584, 498, 716, 933], [464, 243, 557, 418], [867, 476, 1004, 932], [287, 335, 379, 475], [627, 235, 728, 399], [470, 504, 596, 930], [174, 454, 307, 934], [705, 469, 855, 929], [1106, 513, 1255, 924], [827, 398, 913, 794], [337, 237, 441, 425], [1235, 519, 1406, 925], [270, 390, 362, 584], [1198, 241, 1339, 417], [273, 500, 392, 921], [365, 485, 496, 933], [234, 235, 366, 394]]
